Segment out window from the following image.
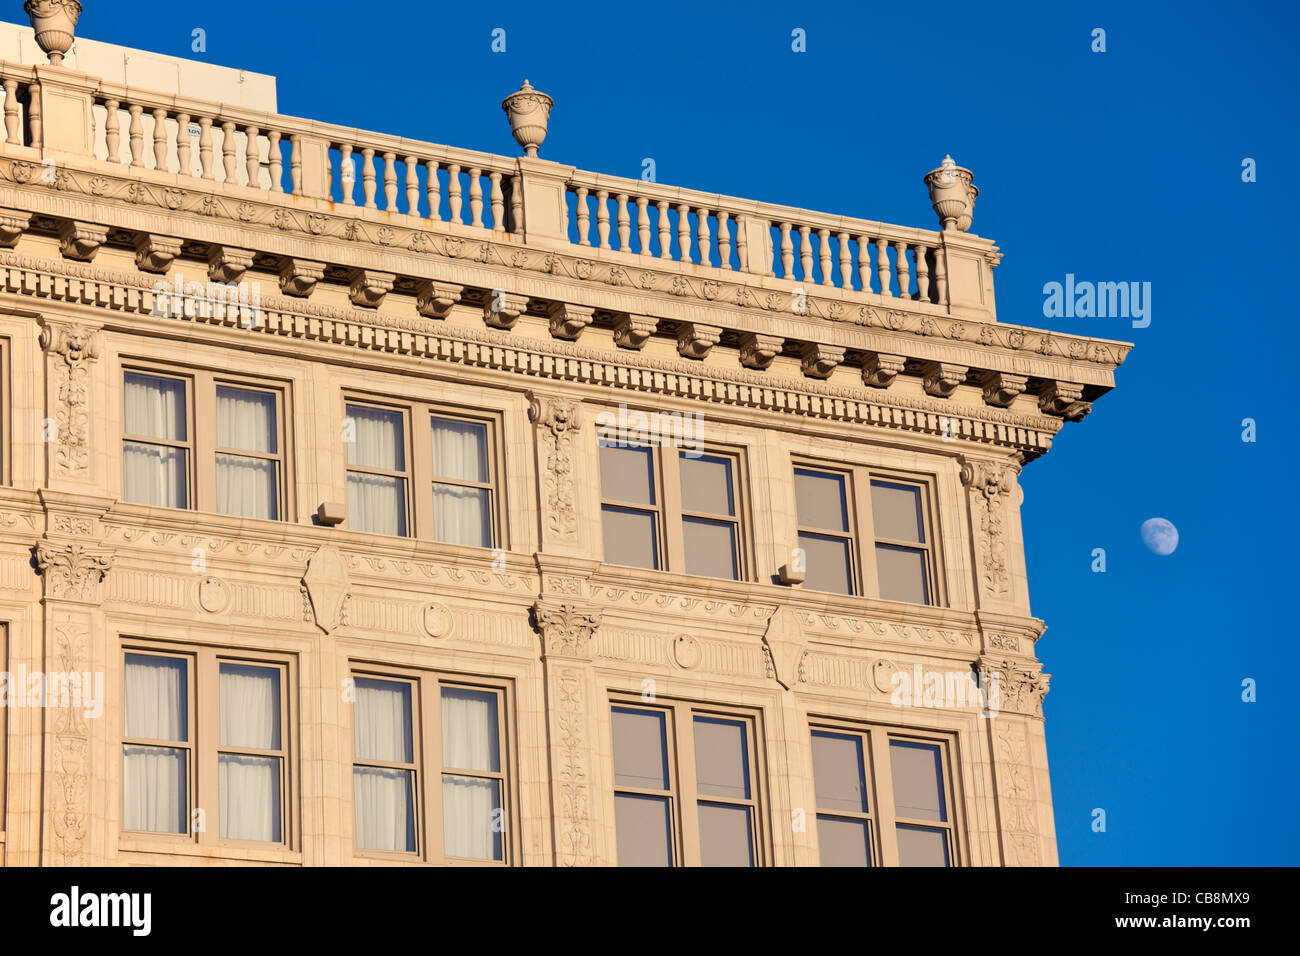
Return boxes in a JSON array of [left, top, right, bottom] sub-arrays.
[[350, 669, 511, 863], [793, 464, 940, 604], [611, 700, 764, 866], [121, 645, 292, 847], [122, 367, 287, 519], [810, 725, 959, 867], [599, 438, 748, 580], [345, 400, 501, 548]]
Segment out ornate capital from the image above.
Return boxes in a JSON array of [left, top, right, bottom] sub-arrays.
[[980, 657, 1051, 718], [40, 321, 100, 367], [960, 456, 1021, 499], [528, 392, 582, 438], [739, 332, 782, 370], [534, 601, 602, 660], [35, 540, 114, 602]]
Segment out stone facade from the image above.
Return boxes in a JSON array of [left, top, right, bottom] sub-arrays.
[[0, 9, 1126, 866]]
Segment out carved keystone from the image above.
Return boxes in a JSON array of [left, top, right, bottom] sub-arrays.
[[416, 280, 462, 319], [0, 209, 33, 247], [739, 332, 782, 370], [58, 221, 108, 261], [800, 343, 845, 379], [921, 362, 968, 398], [278, 258, 325, 297], [862, 352, 906, 388], [677, 323, 722, 360], [762, 605, 808, 690], [134, 234, 183, 274], [483, 291, 529, 329], [548, 302, 595, 340], [207, 246, 255, 283], [349, 270, 395, 308], [302, 545, 352, 634], [981, 371, 1028, 407], [613, 313, 657, 349]]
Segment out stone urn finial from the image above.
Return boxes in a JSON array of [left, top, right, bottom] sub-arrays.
[[24, 0, 83, 65], [502, 79, 553, 158], [924, 154, 979, 232]]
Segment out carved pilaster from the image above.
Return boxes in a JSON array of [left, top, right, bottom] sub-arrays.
[[738, 332, 782, 370], [529, 393, 583, 543], [991, 720, 1046, 865], [548, 302, 594, 340], [40, 321, 101, 479], [676, 322, 722, 359], [960, 456, 1021, 600]]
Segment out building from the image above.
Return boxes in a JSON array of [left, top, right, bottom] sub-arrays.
[[0, 5, 1128, 866]]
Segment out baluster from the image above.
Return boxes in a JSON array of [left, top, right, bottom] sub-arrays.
[[221, 121, 237, 181], [425, 160, 441, 220], [268, 130, 282, 192], [595, 190, 610, 249], [718, 211, 732, 270], [677, 203, 692, 262], [838, 231, 851, 287], [2, 80, 16, 144], [856, 234, 871, 290], [448, 164, 462, 223], [338, 144, 354, 204], [780, 223, 793, 277], [575, 186, 590, 245], [798, 225, 813, 282], [895, 241, 910, 298], [290, 134, 302, 193], [26, 83, 40, 148], [361, 148, 377, 208], [199, 117, 213, 179], [245, 125, 260, 184], [489, 172, 504, 229], [151, 108, 168, 170], [876, 238, 892, 295], [468, 167, 484, 227], [697, 208, 712, 265], [510, 174, 523, 231], [102, 97, 119, 160], [636, 197, 650, 255], [933, 248, 948, 305], [616, 194, 630, 251], [128, 104, 144, 167], [382, 151, 397, 210], [914, 244, 931, 301], [818, 228, 833, 286], [657, 201, 671, 259], [736, 219, 749, 272], [407, 157, 421, 217]]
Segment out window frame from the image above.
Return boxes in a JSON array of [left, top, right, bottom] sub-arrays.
[[212, 382, 288, 521], [609, 695, 768, 867]]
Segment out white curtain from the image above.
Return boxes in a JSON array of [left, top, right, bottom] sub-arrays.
[[123, 374, 187, 508], [431, 418, 490, 547], [353, 679, 415, 851], [347, 406, 406, 536], [441, 687, 501, 860], [122, 655, 187, 833], [218, 664, 282, 842], [216, 387, 278, 520]]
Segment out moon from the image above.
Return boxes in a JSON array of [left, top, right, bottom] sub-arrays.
[[1140, 518, 1179, 555]]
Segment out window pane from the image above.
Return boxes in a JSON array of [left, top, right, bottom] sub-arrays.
[[220, 664, 281, 750], [612, 708, 668, 790], [125, 372, 186, 441], [346, 404, 405, 470], [601, 506, 658, 569], [896, 824, 950, 867], [442, 775, 503, 860], [682, 517, 738, 580], [347, 473, 408, 536], [890, 741, 947, 822], [679, 454, 734, 516], [798, 532, 853, 594], [818, 815, 871, 867], [123, 442, 188, 508], [122, 745, 187, 833], [124, 654, 187, 741], [219, 754, 282, 842], [615, 794, 673, 866], [599, 443, 655, 505], [432, 483, 491, 548], [870, 480, 925, 543], [441, 687, 500, 773], [875, 545, 930, 605], [216, 386, 276, 453], [698, 803, 754, 866], [693, 717, 750, 799], [353, 766, 415, 852], [794, 468, 847, 532], [216, 454, 278, 520], [353, 678, 413, 764], [811, 731, 867, 813], [431, 417, 488, 483]]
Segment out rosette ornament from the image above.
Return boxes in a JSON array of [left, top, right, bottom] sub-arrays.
[[502, 79, 554, 157], [924, 155, 979, 232], [25, 0, 83, 65]]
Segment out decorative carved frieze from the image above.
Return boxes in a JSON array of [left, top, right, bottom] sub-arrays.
[[348, 269, 395, 308], [534, 600, 602, 661], [528, 394, 582, 540], [58, 220, 107, 261], [981, 371, 1028, 407], [133, 234, 182, 273], [35, 539, 114, 602], [738, 332, 782, 370], [547, 302, 594, 340], [961, 456, 1021, 597], [207, 245, 255, 282], [613, 313, 657, 349], [415, 279, 462, 319], [676, 322, 722, 360], [484, 291, 529, 329], [862, 352, 906, 388], [278, 257, 325, 297], [40, 321, 100, 477], [922, 361, 968, 397], [800, 343, 844, 379], [0, 208, 33, 246], [1038, 381, 1091, 422]]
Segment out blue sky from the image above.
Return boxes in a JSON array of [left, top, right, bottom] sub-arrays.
[[44, 0, 1299, 864]]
